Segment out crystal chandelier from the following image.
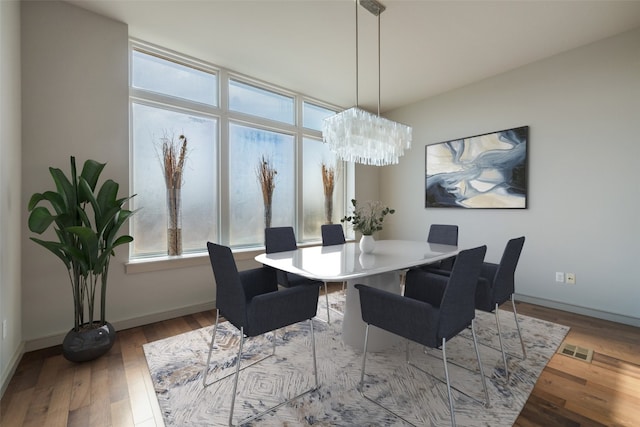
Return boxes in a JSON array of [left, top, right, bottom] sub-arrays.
[[323, 0, 412, 166]]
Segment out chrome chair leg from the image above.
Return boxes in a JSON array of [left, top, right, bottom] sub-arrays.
[[203, 311, 277, 388], [358, 324, 416, 426], [202, 309, 220, 386], [229, 327, 245, 426], [310, 319, 318, 387], [494, 302, 509, 379], [511, 295, 527, 360], [358, 324, 370, 390], [441, 337, 456, 427], [324, 282, 331, 324], [226, 320, 320, 426], [471, 319, 490, 408]]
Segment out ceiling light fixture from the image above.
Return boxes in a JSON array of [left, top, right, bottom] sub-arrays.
[[323, 0, 412, 167]]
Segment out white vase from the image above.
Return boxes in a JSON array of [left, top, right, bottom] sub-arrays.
[[359, 235, 375, 254]]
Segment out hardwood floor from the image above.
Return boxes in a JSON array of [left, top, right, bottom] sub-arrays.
[[2, 287, 639, 426]]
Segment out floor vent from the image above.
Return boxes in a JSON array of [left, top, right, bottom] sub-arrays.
[[557, 342, 593, 362]]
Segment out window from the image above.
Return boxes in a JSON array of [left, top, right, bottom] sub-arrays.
[[130, 41, 351, 259], [229, 79, 294, 124]]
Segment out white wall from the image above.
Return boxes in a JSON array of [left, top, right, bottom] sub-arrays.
[[0, 0, 23, 395], [15, 1, 640, 366], [382, 28, 640, 325], [20, 1, 216, 351]]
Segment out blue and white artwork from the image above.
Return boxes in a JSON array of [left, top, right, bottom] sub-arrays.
[[425, 126, 528, 208]]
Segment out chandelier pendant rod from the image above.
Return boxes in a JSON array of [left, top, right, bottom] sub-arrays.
[[355, 0, 359, 108], [377, 11, 381, 117]]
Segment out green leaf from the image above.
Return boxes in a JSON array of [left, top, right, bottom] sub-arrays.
[[28, 207, 55, 234], [30, 237, 72, 269], [50, 167, 76, 213], [80, 159, 106, 194]]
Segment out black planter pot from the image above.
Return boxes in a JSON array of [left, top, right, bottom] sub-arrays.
[[62, 321, 116, 363]]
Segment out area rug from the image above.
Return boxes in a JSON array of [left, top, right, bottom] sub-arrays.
[[143, 292, 569, 426]]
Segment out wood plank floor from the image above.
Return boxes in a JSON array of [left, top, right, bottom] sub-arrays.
[[2, 286, 639, 426]]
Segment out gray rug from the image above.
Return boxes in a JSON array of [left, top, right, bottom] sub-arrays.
[[143, 292, 569, 426]]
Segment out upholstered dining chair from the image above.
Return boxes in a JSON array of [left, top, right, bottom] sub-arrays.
[[203, 242, 321, 426], [321, 223, 346, 246], [474, 236, 527, 379], [321, 224, 347, 295], [424, 236, 527, 380], [265, 226, 330, 322], [356, 245, 489, 427], [423, 224, 459, 272]]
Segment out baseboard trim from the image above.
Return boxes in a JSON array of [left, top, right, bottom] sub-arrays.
[[23, 300, 216, 353], [515, 293, 640, 327], [1, 340, 25, 399]]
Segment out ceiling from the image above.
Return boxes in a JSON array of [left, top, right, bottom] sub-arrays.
[[66, 0, 640, 113]]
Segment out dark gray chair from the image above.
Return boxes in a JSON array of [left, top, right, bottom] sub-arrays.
[[321, 224, 347, 294], [474, 236, 526, 379], [423, 224, 459, 272], [356, 246, 489, 427], [425, 236, 527, 380], [203, 242, 321, 426], [265, 226, 330, 323], [321, 223, 346, 246]]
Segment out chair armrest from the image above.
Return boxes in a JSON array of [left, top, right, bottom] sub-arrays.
[[405, 269, 449, 307], [356, 284, 440, 348], [240, 267, 278, 300], [246, 282, 321, 336], [479, 262, 499, 281]]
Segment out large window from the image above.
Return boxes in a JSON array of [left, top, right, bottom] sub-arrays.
[[130, 41, 351, 258]]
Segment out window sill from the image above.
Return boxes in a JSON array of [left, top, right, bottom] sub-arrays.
[[125, 247, 264, 274]]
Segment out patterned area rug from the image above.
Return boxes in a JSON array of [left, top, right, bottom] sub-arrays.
[[143, 292, 569, 426]]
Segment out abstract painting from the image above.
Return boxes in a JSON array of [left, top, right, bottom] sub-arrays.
[[425, 126, 528, 208]]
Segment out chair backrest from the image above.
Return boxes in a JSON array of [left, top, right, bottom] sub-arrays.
[[438, 245, 487, 341], [491, 236, 525, 303], [207, 242, 247, 327], [427, 224, 458, 246], [321, 224, 346, 246], [265, 226, 298, 253]]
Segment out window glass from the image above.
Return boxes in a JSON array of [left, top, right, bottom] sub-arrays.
[[132, 50, 217, 106], [229, 79, 294, 124], [302, 137, 344, 240], [130, 41, 352, 260], [131, 102, 217, 256], [303, 102, 336, 131], [228, 123, 295, 247]]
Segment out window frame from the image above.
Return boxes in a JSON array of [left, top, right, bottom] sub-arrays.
[[128, 39, 352, 265]]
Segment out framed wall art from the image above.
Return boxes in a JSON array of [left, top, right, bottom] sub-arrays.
[[425, 126, 528, 208]]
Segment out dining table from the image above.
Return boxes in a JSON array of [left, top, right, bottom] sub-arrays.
[[255, 239, 459, 351]]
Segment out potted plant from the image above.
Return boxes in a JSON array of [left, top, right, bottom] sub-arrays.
[[341, 199, 394, 253], [27, 156, 135, 362]]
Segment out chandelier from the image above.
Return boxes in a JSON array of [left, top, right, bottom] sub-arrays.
[[323, 0, 412, 167]]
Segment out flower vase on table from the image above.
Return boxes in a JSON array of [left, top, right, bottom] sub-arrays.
[[359, 235, 375, 254]]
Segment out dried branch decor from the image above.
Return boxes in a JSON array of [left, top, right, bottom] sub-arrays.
[[256, 155, 277, 228], [160, 134, 187, 255], [322, 162, 336, 223]]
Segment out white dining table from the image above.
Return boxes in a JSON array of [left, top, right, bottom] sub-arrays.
[[255, 239, 458, 351]]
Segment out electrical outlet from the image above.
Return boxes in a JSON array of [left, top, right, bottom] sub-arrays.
[[566, 273, 576, 284], [555, 272, 565, 283]]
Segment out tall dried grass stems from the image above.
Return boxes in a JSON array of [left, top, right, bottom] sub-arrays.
[[321, 163, 336, 197], [159, 133, 187, 255], [257, 155, 277, 206], [322, 163, 336, 223], [257, 155, 277, 228], [162, 134, 188, 190]]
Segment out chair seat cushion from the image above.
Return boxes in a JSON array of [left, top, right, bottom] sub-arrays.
[[245, 283, 321, 337]]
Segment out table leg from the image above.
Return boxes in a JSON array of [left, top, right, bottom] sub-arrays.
[[342, 271, 404, 352]]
